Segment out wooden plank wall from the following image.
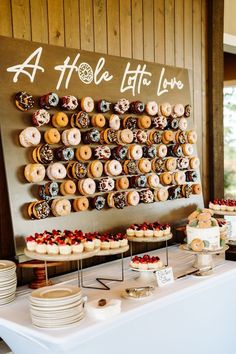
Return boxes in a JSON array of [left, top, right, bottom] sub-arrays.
[[0, 0, 209, 279]]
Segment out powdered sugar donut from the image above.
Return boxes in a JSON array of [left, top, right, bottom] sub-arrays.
[[32, 109, 50, 127], [127, 190, 140, 206], [172, 171, 186, 184], [178, 117, 188, 131], [78, 178, 96, 195], [146, 101, 158, 116], [154, 188, 169, 202], [182, 143, 194, 156], [47, 163, 67, 180], [51, 198, 71, 217], [19, 127, 41, 147], [109, 114, 120, 130], [147, 173, 159, 188], [24, 164, 45, 183], [105, 160, 122, 176], [127, 145, 143, 160], [172, 104, 184, 117], [160, 102, 172, 117], [156, 144, 167, 158], [61, 95, 78, 110], [80, 96, 94, 112], [62, 128, 81, 146]]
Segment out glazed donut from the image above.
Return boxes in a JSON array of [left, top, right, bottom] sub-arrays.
[[88, 160, 103, 178], [105, 160, 122, 176], [97, 99, 111, 113], [156, 144, 167, 158], [93, 146, 111, 160], [61, 95, 78, 110], [52, 112, 69, 128], [109, 114, 120, 130], [133, 130, 148, 144], [191, 183, 202, 195], [190, 239, 204, 252], [73, 197, 89, 211], [129, 101, 145, 114], [107, 192, 115, 208], [162, 130, 175, 144], [123, 116, 137, 130], [19, 127, 41, 147], [71, 111, 90, 129], [172, 103, 184, 117], [142, 146, 156, 159], [44, 128, 60, 144], [78, 178, 96, 196], [127, 191, 140, 206], [165, 157, 177, 171], [123, 160, 139, 175], [138, 158, 151, 173], [47, 162, 67, 180], [119, 129, 134, 144], [172, 171, 186, 184], [127, 145, 143, 160], [160, 172, 172, 185], [32, 109, 50, 127], [60, 180, 76, 195], [147, 174, 159, 188], [51, 198, 71, 217], [54, 146, 74, 161], [114, 98, 130, 114], [62, 128, 81, 146], [139, 189, 154, 203], [75, 145, 92, 161], [154, 187, 169, 202], [160, 102, 171, 117], [70, 162, 87, 179], [187, 130, 198, 144], [177, 157, 189, 170], [152, 115, 168, 129], [91, 195, 106, 210], [24, 164, 45, 183], [184, 104, 192, 118], [80, 97, 94, 112], [189, 157, 200, 169], [146, 101, 158, 116], [178, 117, 188, 131], [137, 115, 151, 129], [97, 177, 115, 192], [182, 143, 194, 156], [15, 91, 34, 111], [40, 92, 59, 109], [116, 176, 129, 190], [91, 114, 106, 128]]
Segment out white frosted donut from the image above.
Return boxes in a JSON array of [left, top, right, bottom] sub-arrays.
[[173, 103, 184, 117], [146, 101, 158, 116], [107, 160, 122, 176], [156, 144, 167, 158], [147, 174, 159, 188], [81, 97, 94, 113], [120, 129, 133, 144], [109, 114, 120, 130], [24, 163, 45, 183], [173, 171, 186, 184], [80, 178, 96, 195], [182, 143, 194, 156], [19, 127, 41, 147], [47, 163, 67, 180], [128, 145, 143, 160], [127, 190, 140, 206], [51, 198, 71, 217], [61, 130, 69, 146], [32, 109, 50, 126], [178, 117, 188, 131], [160, 102, 171, 117], [62, 128, 81, 146]]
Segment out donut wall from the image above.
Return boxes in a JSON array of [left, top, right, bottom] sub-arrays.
[[0, 36, 204, 260]]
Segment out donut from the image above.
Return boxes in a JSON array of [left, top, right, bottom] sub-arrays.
[[172, 104, 184, 118], [109, 114, 120, 130], [182, 184, 192, 198], [19, 127, 41, 147], [192, 183, 202, 194], [152, 115, 168, 129], [160, 172, 172, 186], [33, 144, 53, 164], [156, 144, 167, 158], [116, 176, 129, 190], [127, 145, 143, 160], [189, 157, 200, 169], [97, 99, 111, 113], [51, 198, 71, 217], [93, 146, 111, 160], [168, 118, 179, 130], [187, 130, 198, 144], [91, 114, 106, 128], [175, 130, 188, 144], [133, 130, 148, 144], [160, 102, 171, 117], [71, 111, 90, 129], [190, 239, 204, 252], [112, 145, 128, 161], [185, 170, 198, 182], [78, 178, 96, 195], [165, 157, 177, 171], [168, 185, 182, 200], [61, 95, 78, 110], [75, 145, 92, 161], [172, 171, 186, 184], [147, 174, 159, 188], [44, 128, 60, 144], [104, 160, 122, 176], [90, 195, 106, 210], [168, 144, 183, 158], [40, 92, 59, 109], [114, 98, 130, 114], [177, 157, 189, 170], [137, 115, 151, 129], [182, 143, 194, 156], [148, 130, 163, 144], [88, 160, 103, 178], [103, 128, 118, 144], [73, 197, 89, 211], [40, 181, 59, 200], [178, 117, 188, 131], [113, 192, 127, 209], [162, 131, 175, 144], [15, 91, 34, 111], [138, 158, 151, 173], [97, 177, 115, 192], [127, 191, 140, 206], [184, 104, 192, 118], [146, 101, 158, 116], [130, 175, 147, 188], [47, 162, 67, 180], [123, 160, 139, 175], [32, 109, 50, 126], [70, 162, 87, 179], [80, 97, 94, 112], [118, 129, 133, 144], [62, 128, 81, 146], [153, 187, 169, 202], [83, 128, 100, 144], [54, 146, 74, 161], [139, 189, 154, 203], [123, 116, 137, 130], [28, 200, 50, 219], [151, 158, 165, 173], [60, 180, 76, 195], [107, 192, 115, 208], [129, 101, 145, 114], [24, 164, 45, 183], [52, 112, 69, 128]]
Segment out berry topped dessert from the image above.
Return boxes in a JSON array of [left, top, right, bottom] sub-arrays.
[[126, 222, 171, 238], [209, 199, 236, 212], [130, 254, 163, 270]]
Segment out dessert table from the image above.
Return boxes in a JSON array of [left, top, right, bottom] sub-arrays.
[[0, 245, 236, 354]]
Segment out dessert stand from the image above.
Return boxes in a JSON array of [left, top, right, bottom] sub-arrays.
[[210, 209, 236, 245]]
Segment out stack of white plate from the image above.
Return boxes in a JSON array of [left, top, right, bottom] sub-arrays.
[[0, 260, 17, 306], [30, 285, 84, 329]]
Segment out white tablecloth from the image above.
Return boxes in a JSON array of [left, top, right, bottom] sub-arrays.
[[0, 245, 236, 354]]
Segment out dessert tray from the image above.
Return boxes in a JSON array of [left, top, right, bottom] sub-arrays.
[[179, 244, 228, 254], [97, 245, 129, 256], [24, 248, 100, 262], [127, 233, 172, 243], [209, 209, 236, 216]]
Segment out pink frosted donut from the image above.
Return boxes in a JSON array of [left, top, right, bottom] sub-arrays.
[[47, 163, 67, 180], [32, 109, 50, 126], [62, 128, 81, 146], [109, 114, 120, 130], [19, 127, 41, 147], [80, 96, 94, 113], [156, 144, 167, 158], [127, 145, 143, 160], [146, 101, 158, 116], [178, 117, 188, 131]]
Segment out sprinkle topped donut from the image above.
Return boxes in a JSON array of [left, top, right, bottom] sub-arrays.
[[114, 98, 130, 114], [32, 109, 50, 127], [61, 95, 78, 110], [40, 92, 59, 109], [15, 91, 34, 111]]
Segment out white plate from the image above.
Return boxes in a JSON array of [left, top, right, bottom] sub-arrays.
[[30, 295, 82, 308], [32, 314, 84, 326], [0, 260, 16, 270], [32, 316, 84, 329], [31, 285, 81, 301]]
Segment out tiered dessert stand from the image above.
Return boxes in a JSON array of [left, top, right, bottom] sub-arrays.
[[209, 208, 236, 246]]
